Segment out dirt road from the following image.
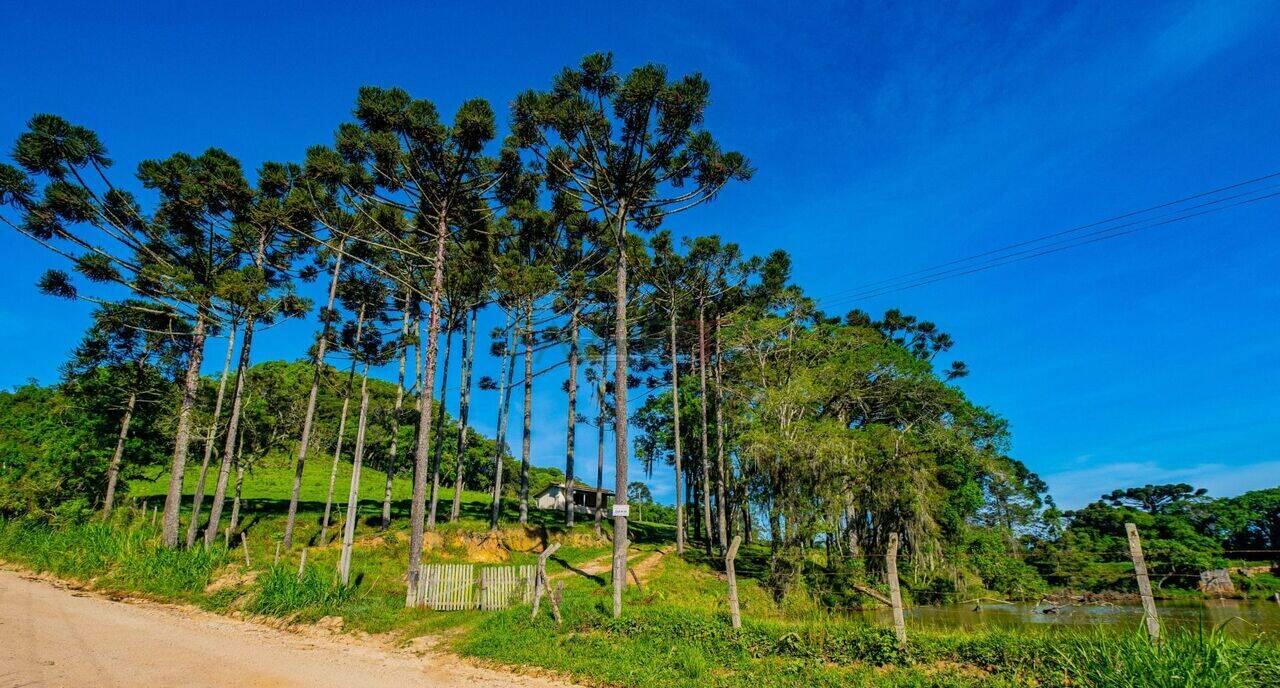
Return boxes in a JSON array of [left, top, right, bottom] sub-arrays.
[[0, 569, 576, 688]]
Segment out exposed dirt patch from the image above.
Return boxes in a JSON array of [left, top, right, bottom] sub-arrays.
[[205, 564, 259, 595], [630, 548, 667, 582], [0, 568, 581, 688]]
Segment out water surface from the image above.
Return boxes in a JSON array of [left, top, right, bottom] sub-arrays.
[[857, 599, 1280, 637]]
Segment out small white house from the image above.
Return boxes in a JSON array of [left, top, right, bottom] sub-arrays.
[[534, 482, 614, 515]]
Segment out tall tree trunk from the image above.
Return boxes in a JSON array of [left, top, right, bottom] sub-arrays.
[[668, 301, 684, 555], [450, 308, 477, 522], [381, 458, 395, 530], [611, 232, 630, 619], [203, 312, 257, 547], [188, 322, 237, 547], [208, 232, 270, 548], [339, 362, 372, 584], [382, 301, 411, 530], [564, 304, 580, 527], [228, 446, 244, 535], [409, 316, 423, 486], [769, 496, 782, 556], [406, 214, 448, 604], [426, 322, 454, 528], [322, 307, 365, 545], [161, 312, 207, 548], [518, 308, 533, 525], [488, 321, 517, 530], [594, 341, 609, 536], [689, 345, 703, 544], [102, 391, 136, 517], [283, 249, 343, 548], [415, 317, 425, 407], [696, 309, 713, 555], [713, 318, 729, 554]]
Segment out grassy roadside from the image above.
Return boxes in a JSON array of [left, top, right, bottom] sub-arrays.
[[2, 464, 1278, 688]]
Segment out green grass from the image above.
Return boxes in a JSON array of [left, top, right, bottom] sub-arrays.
[[4, 462, 1278, 688], [459, 601, 1280, 688], [247, 563, 359, 617], [0, 514, 227, 600]]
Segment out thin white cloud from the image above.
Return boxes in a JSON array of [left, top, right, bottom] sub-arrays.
[[1044, 459, 1280, 510]]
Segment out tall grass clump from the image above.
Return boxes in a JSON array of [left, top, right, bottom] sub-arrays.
[[0, 517, 128, 578], [247, 564, 357, 618], [1054, 626, 1280, 688], [0, 515, 227, 598], [108, 540, 226, 597]]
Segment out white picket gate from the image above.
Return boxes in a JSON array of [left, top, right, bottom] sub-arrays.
[[479, 564, 535, 610], [414, 563, 535, 611]]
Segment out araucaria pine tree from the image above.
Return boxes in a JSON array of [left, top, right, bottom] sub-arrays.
[[323, 87, 502, 603], [1, 119, 248, 547], [511, 53, 752, 615]]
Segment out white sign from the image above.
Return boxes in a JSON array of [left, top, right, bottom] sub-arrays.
[[611, 504, 631, 518]]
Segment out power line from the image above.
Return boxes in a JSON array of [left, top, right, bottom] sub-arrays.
[[814, 171, 1280, 308], [817, 179, 1280, 309]]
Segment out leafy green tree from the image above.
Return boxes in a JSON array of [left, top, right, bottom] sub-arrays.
[[63, 301, 189, 515], [319, 264, 388, 545], [1104, 483, 1208, 514], [202, 163, 311, 547], [323, 86, 502, 599], [628, 481, 653, 522], [186, 321, 239, 547], [512, 53, 752, 616], [550, 195, 598, 528], [2, 118, 248, 547], [447, 237, 491, 523], [492, 204, 557, 525], [1200, 488, 1280, 560], [429, 225, 495, 527], [337, 268, 393, 583], [281, 214, 349, 547], [0, 384, 122, 519], [645, 230, 691, 553]]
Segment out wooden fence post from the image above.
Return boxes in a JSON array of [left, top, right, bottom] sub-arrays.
[[552, 582, 564, 624], [297, 548, 308, 581], [886, 533, 907, 647], [1125, 523, 1161, 642], [726, 535, 742, 629], [274, 543, 281, 566], [531, 543, 562, 622], [240, 532, 251, 567]]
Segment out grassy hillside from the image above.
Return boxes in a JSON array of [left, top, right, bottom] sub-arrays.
[[4, 463, 1278, 688]]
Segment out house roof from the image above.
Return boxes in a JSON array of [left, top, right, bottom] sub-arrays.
[[536, 482, 615, 497]]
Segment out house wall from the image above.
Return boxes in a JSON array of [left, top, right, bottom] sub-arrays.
[[536, 486, 565, 510], [532, 486, 612, 514]]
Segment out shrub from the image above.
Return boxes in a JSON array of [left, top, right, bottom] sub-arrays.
[[247, 564, 356, 618], [1053, 627, 1280, 688]]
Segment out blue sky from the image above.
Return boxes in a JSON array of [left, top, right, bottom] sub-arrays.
[[2, 1, 1278, 509]]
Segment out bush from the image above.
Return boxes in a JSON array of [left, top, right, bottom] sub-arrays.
[[1054, 627, 1280, 688], [247, 564, 356, 618], [0, 515, 226, 597]]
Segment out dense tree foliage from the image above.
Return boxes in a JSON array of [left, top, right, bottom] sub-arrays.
[[1, 53, 1275, 612]]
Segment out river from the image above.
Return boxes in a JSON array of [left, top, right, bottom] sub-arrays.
[[856, 598, 1280, 637]]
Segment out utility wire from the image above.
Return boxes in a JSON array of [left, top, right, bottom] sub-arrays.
[[814, 172, 1280, 306], [818, 182, 1280, 308]]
